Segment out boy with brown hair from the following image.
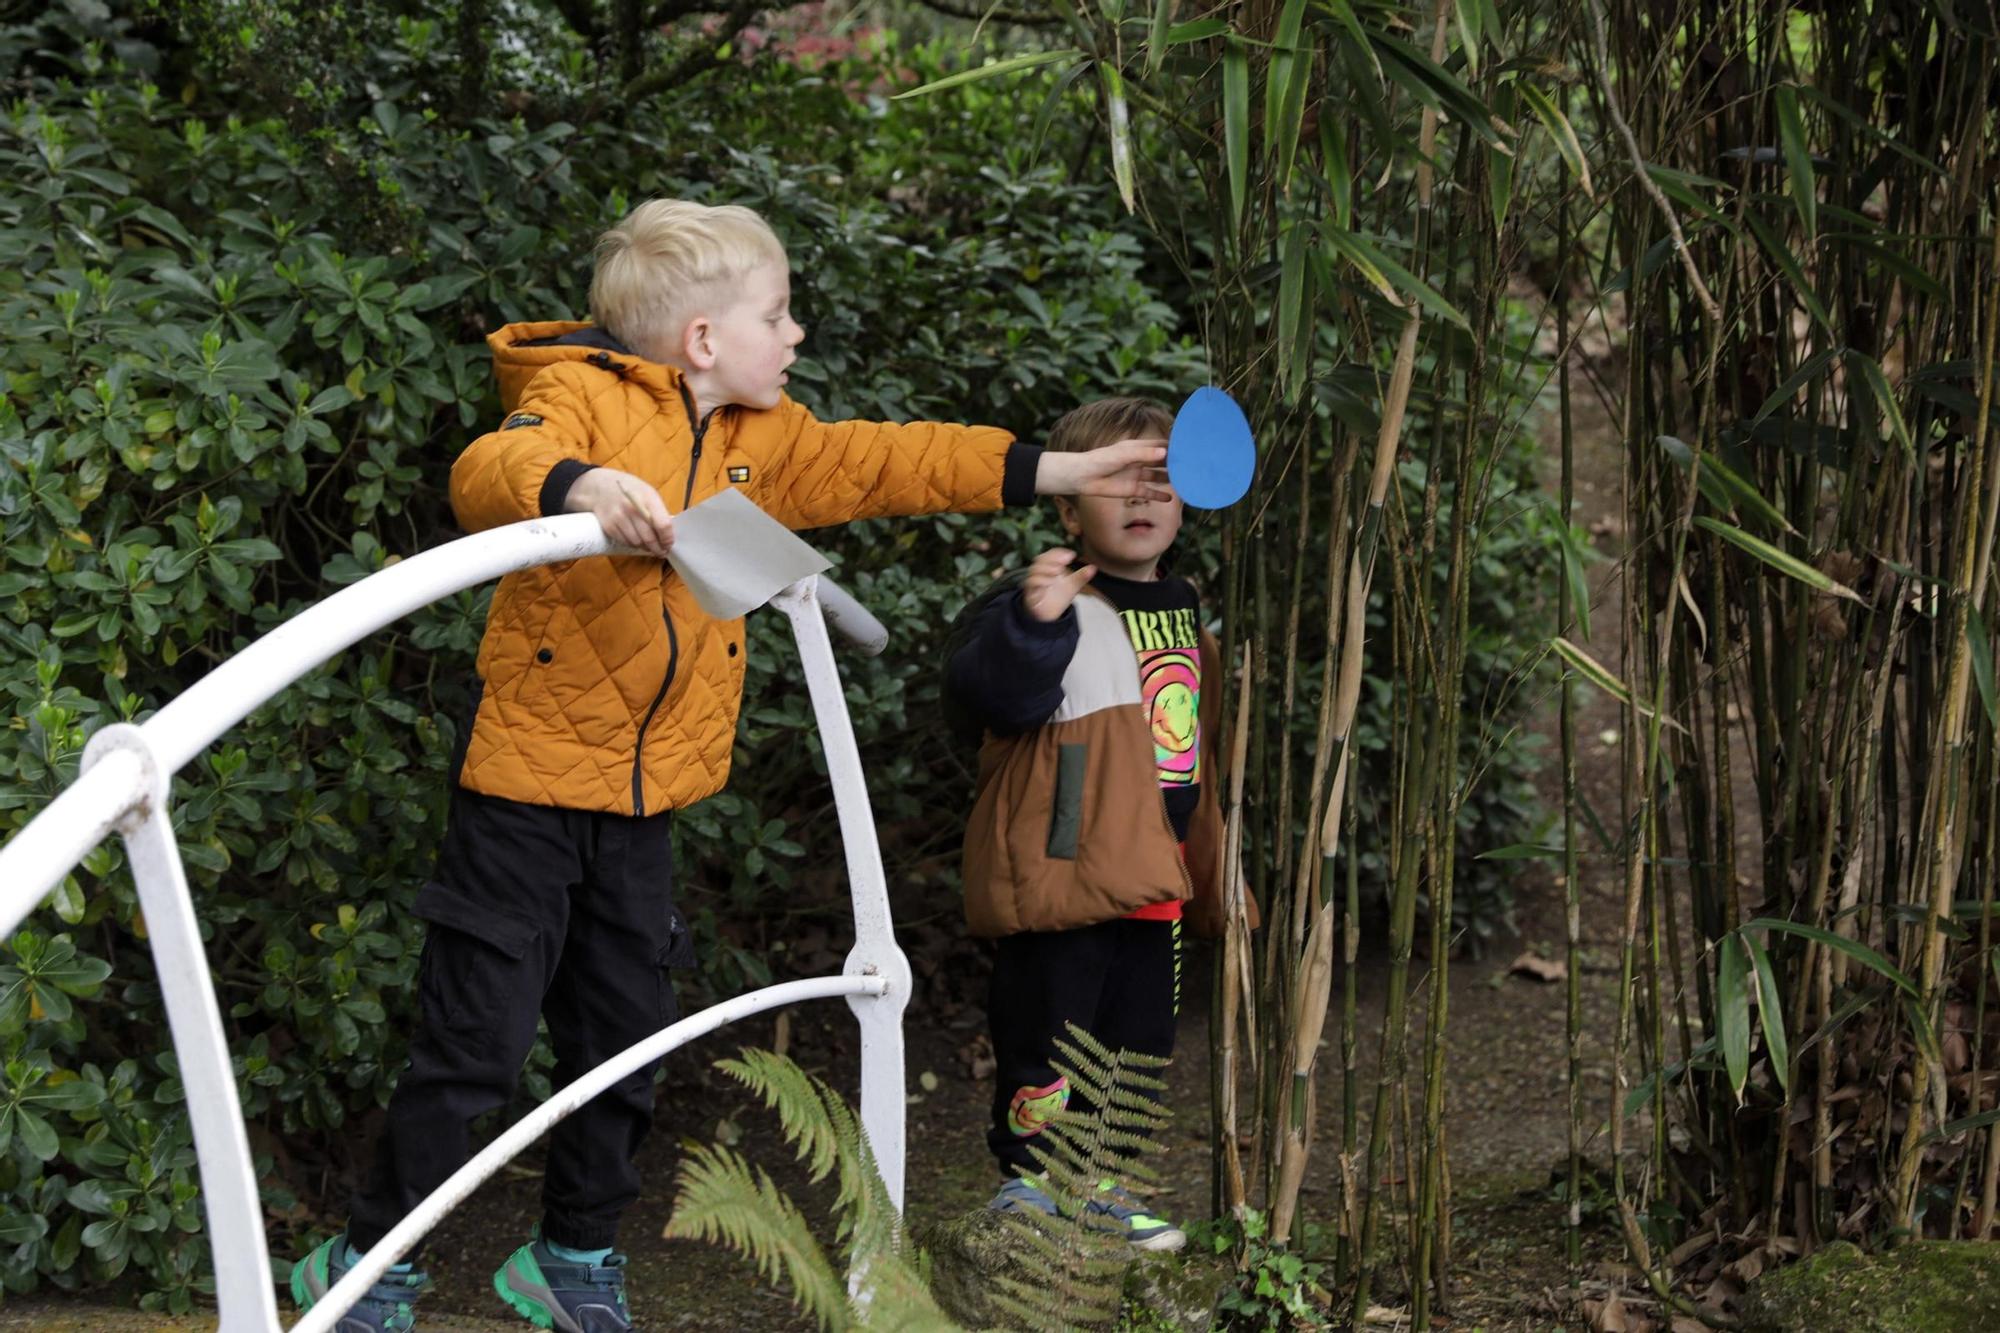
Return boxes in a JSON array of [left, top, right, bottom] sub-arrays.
[[943, 396, 1254, 1254], [291, 200, 1168, 1333]]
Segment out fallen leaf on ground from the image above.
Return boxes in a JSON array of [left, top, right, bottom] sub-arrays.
[[1583, 1293, 1630, 1331], [1510, 951, 1568, 983]]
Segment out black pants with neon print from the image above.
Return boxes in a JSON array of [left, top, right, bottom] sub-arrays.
[[986, 914, 1181, 1177]]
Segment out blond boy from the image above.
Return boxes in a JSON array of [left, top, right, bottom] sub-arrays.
[[292, 200, 1164, 1333]]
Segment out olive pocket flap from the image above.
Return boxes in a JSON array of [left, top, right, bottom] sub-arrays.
[[413, 880, 538, 959], [1047, 742, 1087, 860]]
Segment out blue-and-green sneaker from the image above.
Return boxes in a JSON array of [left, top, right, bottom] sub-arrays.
[[493, 1231, 632, 1332], [289, 1231, 428, 1333], [1085, 1181, 1186, 1252], [987, 1174, 1060, 1218]]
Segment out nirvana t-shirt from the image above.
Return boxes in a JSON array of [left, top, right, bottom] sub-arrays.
[[1090, 571, 1202, 923]]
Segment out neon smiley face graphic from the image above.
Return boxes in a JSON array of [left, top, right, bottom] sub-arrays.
[[1140, 651, 1200, 785]]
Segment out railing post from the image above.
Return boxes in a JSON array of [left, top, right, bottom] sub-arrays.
[[771, 579, 911, 1213], [82, 725, 278, 1332]]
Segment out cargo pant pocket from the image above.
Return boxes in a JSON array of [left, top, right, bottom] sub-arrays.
[[413, 880, 542, 1035]]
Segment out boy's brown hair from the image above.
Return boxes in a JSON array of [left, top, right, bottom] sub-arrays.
[[1044, 396, 1174, 455]]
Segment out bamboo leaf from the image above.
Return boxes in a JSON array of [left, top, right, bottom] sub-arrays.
[[1028, 59, 1094, 166], [1658, 437, 1793, 533], [1321, 223, 1396, 305], [1476, 843, 1566, 860], [1550, 637, 1630, 708], [1320, 112, 1353, 230], [1557, 517, 1593, 641], [1223, 41, 1249, 233], [1968, 603, 2000, 733], [1454, 0, 1482, 74], [894, 48, 1081, 99], [1845, 349, 1916, 460], [1164, 17, 1230, 44], [1488, 83, 1518, 231], [1925, 1106, 2000, 1144], [1744, 211, 1833, 333], [1101, 63, 1135, 213], [1325, 0, 1382, 87], [1750, 345, 1843, 427], [1719, 935, 1751, 1099], [1799, 84, 1945, 177], [1145, 0, 1173, 74], [1265, 0, 1307, 146], [1369, 29, 1510, 146], [1277, 217, 1309, 398], [1774, 84, 1816, 243], [1518, 81, 1593, 198], [1746, 918, 1918, 995], [1742, 931, 1790, 1092], [1270, 18, 1312, 192], [1693, 516, 1864, 602], [1327, 227, 1470, 329]]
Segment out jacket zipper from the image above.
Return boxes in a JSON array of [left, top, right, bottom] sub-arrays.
[[677, 382, 711, 508], [631, 386, 710, 814]]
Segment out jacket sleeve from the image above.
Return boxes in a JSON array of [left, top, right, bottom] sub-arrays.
[[753, 398, 1041, 530], [944, 587, 1077, 737], [449, 363, 604, 533]]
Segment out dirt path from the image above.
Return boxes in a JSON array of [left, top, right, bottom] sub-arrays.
[[2, 386, 1645, 1332]]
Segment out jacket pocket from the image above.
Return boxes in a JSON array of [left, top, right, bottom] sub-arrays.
[[413, 880, 540, 1033], [1046, 741, 1088, 860]]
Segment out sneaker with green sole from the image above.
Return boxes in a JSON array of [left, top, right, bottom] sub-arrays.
[[289, 1232, 428, 1333], [493, 1232, 632, 1332], [1085, 1180, 1186, 1252]]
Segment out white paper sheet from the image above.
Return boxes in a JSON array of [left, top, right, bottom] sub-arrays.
[[666, 487, 831, 620]]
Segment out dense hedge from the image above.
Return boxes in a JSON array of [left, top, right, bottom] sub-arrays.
[[0, 2, 1549, 1307]]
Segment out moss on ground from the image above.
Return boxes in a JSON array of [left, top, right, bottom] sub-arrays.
[[1741, 1241, 2000, 1333]]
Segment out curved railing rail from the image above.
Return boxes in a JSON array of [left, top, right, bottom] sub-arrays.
[[0, 514, 912, 1333]]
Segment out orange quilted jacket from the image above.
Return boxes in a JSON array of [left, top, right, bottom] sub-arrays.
[[448, 321, 1038, 815]]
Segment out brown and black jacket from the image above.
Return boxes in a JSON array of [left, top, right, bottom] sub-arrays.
[[944, 576, 1257, 940]]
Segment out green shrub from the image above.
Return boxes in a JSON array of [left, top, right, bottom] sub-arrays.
[[0, 1, 1548, 1306]]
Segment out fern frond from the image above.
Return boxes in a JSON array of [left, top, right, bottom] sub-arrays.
[[663, 1144, 849, 1332], [716, 1049, 844, 1185]]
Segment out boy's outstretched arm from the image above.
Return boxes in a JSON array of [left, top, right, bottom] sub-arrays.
[[757, 402, 1168, 530], [944, 550, 1093, 737]]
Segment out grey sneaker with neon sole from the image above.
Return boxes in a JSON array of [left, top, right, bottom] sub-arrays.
[[289, 1232, 429, 1333], [493, 1233, 632, 1333]]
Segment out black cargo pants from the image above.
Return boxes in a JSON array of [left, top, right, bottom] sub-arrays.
[[348, 787, 695, 1253]]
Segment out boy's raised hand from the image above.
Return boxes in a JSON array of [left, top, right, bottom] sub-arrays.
[[1022, 548, 1097, 623], [567, 467, 676, 556], [1034, 438, 1173, 502]]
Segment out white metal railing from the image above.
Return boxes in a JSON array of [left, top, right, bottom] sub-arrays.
[[0, 513, 912, 1332]]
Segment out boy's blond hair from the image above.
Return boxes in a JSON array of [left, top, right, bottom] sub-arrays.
[[589, 199, 787, 357], [1045, 396, 1174, 454]]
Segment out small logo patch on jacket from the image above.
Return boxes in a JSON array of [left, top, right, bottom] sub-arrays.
[[727, 465, 751, 484], [503, 412, 543, 430]]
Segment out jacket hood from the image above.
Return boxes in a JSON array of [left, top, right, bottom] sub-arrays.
[[486, 321, 686, 412]]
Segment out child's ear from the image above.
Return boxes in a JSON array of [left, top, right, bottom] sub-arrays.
[[1053, 496, 1081, 536], [681, 316, 716, 370]]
